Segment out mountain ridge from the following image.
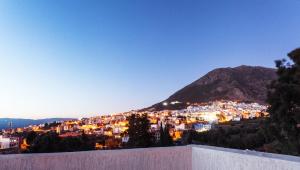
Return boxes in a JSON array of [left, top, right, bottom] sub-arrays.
[[150, 65, 277, 110]]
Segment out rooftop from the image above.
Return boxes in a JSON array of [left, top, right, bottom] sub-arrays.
[[0, 145, 299, 170]]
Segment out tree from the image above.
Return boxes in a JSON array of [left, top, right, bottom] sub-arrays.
[[26, 131, 37, 145], [127, 113, 153, 148], [159, 122, 174, 146], [29, 132, 61, 153], [266, 48, 300, 155], [80, 132, 95, 151], [28, 132, 97, 153], [59, 137, 83, 152], [159, 122, 164, 145]]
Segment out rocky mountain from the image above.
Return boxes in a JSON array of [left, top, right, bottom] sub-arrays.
[[151, 65, 277, 110]]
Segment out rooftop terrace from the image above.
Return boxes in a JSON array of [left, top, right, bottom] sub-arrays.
[[0, 145, 299, 170]]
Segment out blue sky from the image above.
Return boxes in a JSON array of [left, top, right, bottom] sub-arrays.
[[0, 0, 300, 119]]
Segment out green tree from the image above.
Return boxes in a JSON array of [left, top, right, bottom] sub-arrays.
[[159, 122, 164, 145], [28, 132, 97, 153], [266, 48, 300, 155], [29, 132, 61, 153], [80, 132, 95, 150], [59, 137, 83, 152], [127, 113, 153, 148], [26, 131, 37, 145], [159, 122, 174, 146]]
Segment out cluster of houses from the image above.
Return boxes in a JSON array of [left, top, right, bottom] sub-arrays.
[[1, 100, 268, 152]]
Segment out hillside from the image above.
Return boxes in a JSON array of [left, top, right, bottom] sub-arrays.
[[151, 65, 277, 110]]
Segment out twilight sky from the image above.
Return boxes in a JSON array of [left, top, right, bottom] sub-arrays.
[[0, 0, 300, 119]]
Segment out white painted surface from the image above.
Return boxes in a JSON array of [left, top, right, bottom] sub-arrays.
[[0, 136, 10, 149], [192, 145, 300, 170], [0, 146, 191, 170], [1, 145, 300, 170]]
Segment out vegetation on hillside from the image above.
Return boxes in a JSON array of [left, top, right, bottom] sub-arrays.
[[189, 48, 300, 156], [264, 48, 300, 155]]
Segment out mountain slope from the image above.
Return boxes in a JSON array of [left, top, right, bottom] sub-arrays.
[[152, 65, 277, 110]]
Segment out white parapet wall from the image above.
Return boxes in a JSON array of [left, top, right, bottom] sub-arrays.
[[0, 145, 300, 170], [0, 146, 192, 170], [192, 145, 300, 170]]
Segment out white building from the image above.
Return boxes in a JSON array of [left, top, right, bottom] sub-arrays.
[[122, 136, 129, 143], [175, 123, 185, 130], [0, 135, 10, 149]]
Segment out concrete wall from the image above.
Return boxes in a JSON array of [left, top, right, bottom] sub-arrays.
[[0, 146, 191, 170], [192, 145, 300, 170], [1, 145, 300, 170]]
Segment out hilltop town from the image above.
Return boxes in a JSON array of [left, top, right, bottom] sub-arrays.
[[0, 100, 268, 153]]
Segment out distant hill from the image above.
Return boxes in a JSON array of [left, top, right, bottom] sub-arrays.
[[151, 65, 277, 110], [0, 118, 74, 130]]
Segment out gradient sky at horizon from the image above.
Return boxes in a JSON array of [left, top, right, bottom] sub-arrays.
[[0, 0, 300, 119]]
